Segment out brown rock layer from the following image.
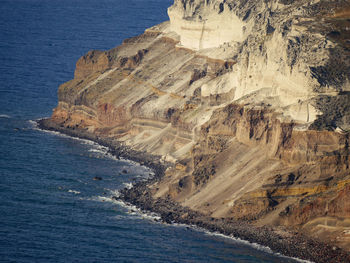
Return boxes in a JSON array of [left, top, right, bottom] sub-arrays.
[[47, 3, 350, 253]]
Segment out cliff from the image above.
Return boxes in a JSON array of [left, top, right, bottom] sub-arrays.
[[48, 0, 350, 254]]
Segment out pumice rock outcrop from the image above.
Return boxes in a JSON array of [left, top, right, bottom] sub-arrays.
[[46, 0, 350, 254]]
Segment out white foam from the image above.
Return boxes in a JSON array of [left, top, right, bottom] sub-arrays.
[[168, 223, 310, 262], [85, 187, 312, 262], [169, 223, 311, 262], [200, 228, 274, 253], [0, 114, 10, 118], [87, 189, 161, 221], [122, 182, 134, 189], [108, 189, 311, 262], [31, 120, 99, 146], [33, 120, 310, 261], [28, 120, 38, 127], [68, 189, 81, 194], [33, 120, 156, 180], [119, 157, 155, 174], [167, 221, 275, 254], [88, 148, 107, 154], [109, 189, 121, 198]]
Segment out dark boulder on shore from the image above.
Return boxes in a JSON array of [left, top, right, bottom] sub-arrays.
[[37, 118, 350, 262], [118, 179, 350, 263]]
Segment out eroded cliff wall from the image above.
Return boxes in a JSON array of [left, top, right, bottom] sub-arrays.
[[49, 0, 350, 250]]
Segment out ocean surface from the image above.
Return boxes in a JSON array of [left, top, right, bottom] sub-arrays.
[[0, 0, 299, 262]]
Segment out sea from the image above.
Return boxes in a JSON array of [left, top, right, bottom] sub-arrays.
[[0, 0, 300, 262]]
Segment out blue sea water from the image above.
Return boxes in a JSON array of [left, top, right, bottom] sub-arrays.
[[0, 0, 300, 262]]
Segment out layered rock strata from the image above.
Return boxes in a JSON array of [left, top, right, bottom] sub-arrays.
[[47, 0, 350, 255]]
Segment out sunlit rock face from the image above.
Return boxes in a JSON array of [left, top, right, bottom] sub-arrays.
[[168, 0, 246, 50], [168, 0, 350, 125], [47, 0, 350, 251]]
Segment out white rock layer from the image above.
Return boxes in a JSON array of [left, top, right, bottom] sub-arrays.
[[167, 0, 349, 125]]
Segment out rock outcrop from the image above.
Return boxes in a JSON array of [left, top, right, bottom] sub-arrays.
[[48, 0, 350, 253]]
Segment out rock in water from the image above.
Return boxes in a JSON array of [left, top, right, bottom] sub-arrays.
[[93, 176, 102, 181]]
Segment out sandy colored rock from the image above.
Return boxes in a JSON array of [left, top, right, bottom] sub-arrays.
[[47, 0, 350, 253]]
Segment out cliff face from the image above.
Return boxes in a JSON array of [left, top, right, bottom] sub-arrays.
[[168, 0, 350, 126], [50, 0, 350, 250]]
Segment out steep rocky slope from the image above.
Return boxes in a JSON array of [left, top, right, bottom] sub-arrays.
[[47, 0, 350, 252]]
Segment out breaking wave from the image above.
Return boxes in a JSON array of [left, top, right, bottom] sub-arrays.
[[68, 189, 81, 195], [89, 188, 312, 263], [32, 119, 310, 262], [0, 114, 11, 118]]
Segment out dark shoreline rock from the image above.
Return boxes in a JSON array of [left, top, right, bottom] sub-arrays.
[[37, 118, 350, 263], [119, 182, 350, 263], [37, 118, 169, 180]]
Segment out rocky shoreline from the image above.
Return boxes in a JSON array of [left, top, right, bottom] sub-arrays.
[[38, 118, 350, 263]]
